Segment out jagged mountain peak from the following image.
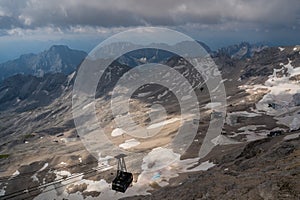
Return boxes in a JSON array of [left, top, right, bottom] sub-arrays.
[[48, 44, 70, 51], [0, 45, 87, 80]]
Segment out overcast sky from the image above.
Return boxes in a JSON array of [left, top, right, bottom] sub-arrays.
[[0, 0, 299, 62]]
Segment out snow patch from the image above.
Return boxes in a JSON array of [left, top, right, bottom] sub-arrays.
[[140, 57, 147, 62], [142, 147, 180, 171], [158, 90, 168, 100], [85, 179, 109, 192], [82, 102, 94, 110], [31, 174, 39, 182], [60, 162, 67, 165], [276, 114, 300, 131], [60, 137, 78, 143], [54, 170, 72, 179], [289, 117, 300, 131], [183, 161, 215, 172], [142, 148, 215, 173], [39, 163, 49, 172], [138, 147, 215, 190], [119, 139, 140, 149], [67, 71, 76, 84], [245, 59, 300, 129], [30, 162, 49, 182], [137, 92, 152, 97], [111, 128, 126, 137], [98, 153, 113, 168], [147, 118, 180, 129], [12, 170, 20, 177], [203, 102, 222, 109]]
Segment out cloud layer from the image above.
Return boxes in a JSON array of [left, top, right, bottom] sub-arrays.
[[0, 0, 299, 32]]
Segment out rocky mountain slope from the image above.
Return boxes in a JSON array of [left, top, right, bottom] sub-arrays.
[[0, 44, 299, 200], [0, 45, 87, 80], [125, 135, 300, 200]]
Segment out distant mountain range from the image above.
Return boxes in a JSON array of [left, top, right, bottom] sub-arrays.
[[216, 42, 267, 59], [0, 45, 87, 80], [0, 42, 266, 81]]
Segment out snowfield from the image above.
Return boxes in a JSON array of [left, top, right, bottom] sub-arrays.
[[246, 59, 300, 130]]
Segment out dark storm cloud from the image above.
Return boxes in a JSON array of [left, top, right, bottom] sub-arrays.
[[0, 0, 299, 31], [0, 16, 24, 29]]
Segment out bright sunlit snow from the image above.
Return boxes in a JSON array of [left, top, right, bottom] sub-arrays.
[[147, 118, 180, 129], [111, 128, 126, 137], [119, 139, 140, 149]]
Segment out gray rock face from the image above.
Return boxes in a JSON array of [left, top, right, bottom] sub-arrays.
[[0, 73, 69, 112], [292, 93, 300, 106]]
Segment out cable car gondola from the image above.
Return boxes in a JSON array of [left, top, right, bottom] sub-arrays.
[[112, 154, 133, 193]]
